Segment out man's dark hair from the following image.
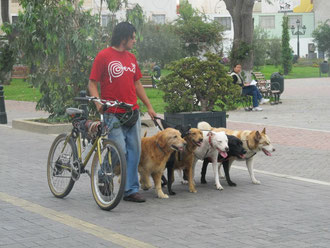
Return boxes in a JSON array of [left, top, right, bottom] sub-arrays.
[[111, 22, 136, 47]]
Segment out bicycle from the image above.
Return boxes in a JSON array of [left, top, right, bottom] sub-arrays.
[[47, 96, 134, 211]]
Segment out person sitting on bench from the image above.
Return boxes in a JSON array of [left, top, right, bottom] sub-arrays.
[[231, 63, 269, 111]]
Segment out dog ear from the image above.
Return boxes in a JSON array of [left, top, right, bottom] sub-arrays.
[[262, 128, 266, 134], [255, 131, 261, 141], [207, 131, 214, 137]]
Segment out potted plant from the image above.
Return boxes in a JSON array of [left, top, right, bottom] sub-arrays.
[[158, 53, 241, 128]]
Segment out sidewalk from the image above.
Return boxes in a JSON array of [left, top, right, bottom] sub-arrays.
[[1, 78, 330, 248]]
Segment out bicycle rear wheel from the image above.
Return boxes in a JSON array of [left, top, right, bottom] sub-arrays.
[[47, 133, 76, 198], [91, 139, 126, 211]]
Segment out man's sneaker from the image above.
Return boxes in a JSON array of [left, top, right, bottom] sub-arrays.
[[252, 107, 263, 111], [260, 98, 270, 104], [123, 192, 146, 203]]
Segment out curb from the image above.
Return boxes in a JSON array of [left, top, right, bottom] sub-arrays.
[[12, 119, 72, 134], [12, 118, 155, 135]]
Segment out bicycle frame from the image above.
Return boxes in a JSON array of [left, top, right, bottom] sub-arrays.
[[60, 113, 110, 173]]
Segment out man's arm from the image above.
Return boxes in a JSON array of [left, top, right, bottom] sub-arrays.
[[135, 80, 157, 120], [88, 79, 102, 112]]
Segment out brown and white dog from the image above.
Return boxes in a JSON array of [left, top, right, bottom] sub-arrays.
[[166, 128, 203, 195], [198, 121, 275, 185], [138, 128, 187, 199]]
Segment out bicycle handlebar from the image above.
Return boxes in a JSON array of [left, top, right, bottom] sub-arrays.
[[73, 96, 133, 109]]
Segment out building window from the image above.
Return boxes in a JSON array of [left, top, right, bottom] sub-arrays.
[[214, 17, 231, 31], [288, 15, 303, 28], [101, 15, 115, 27], [101, 15, 109, 27], [259, 15, 275, 29], [152, 14, 165, 25], [12, 16, 18, 24]]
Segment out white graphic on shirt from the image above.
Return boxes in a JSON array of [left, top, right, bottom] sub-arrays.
[[108, 61, 136, 83]]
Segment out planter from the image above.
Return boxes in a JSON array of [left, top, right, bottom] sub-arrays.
[[164, 111, 226, 128]]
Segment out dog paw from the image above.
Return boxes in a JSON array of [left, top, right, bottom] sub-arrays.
[[141, 185, 151, 191], [169, 191, 176, 195], [252, 180, 261, 185], [189, 189, 197, 193], [228, 181, 237, 187], [215, 184, 224, 190], [181, 180, 188, 185], [158, 193, 169, 199]]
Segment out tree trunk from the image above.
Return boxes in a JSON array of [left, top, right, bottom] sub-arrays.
[[1, 0, 10, 23], [224, 0, 255, 81]]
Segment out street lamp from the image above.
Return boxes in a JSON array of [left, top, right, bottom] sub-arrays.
[[291, 19, 306, 58]]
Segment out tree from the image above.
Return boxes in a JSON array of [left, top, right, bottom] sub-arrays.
[[267, 38, 282, 67], [223, 0, 273, 80], [313, 20, 330, 57], [174, 0, 223, 57], [282, 15, 292, 75], [136, 22, 185, 67], [224, 0, 255, 80], [253, 27, 269, 69], [158, 53, 240, 113], [5, 0, 102, 121]]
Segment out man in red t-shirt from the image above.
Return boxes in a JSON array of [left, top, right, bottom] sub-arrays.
[[89, 22, 156, 203]]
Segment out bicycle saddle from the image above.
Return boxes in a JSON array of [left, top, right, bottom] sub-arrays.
[[66, 108, 84, 115]]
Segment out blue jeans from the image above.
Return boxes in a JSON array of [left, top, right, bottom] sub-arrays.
[[242, 85, 263, 107], [104, 113, 141, 197]]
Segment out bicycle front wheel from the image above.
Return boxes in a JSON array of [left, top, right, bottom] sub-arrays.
[[47, 133, 76, 198], [91, 139, 126, 211]]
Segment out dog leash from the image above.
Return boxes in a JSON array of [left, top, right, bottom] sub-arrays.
[[153, 117, 164, 131]]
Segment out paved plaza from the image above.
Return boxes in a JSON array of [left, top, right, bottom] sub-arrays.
[[1, 78, 330, 248]]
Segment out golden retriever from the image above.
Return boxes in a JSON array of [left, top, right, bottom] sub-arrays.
[[138, 128, 187, 198]]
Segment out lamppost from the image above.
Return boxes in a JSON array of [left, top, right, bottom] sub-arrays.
[[291, 19, 306, 58]]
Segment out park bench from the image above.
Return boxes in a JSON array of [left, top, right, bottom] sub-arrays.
[[252, 71, 281, 104], [140, 71, 153, 88]]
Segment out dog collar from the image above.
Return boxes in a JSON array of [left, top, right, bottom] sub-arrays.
[[242, 139, 257, 159], [208, 134, 213, 148]]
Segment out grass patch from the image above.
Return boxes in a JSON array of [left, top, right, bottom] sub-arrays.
[[3, 78, 41, 102], [257, 65, 323, 79]]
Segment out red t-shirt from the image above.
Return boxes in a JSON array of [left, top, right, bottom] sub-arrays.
[[89, 47, 142, 113]]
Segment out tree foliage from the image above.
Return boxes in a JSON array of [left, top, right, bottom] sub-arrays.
[[4, 0, 103, 120], [136, 22, 185, 67], [174, 0, 223, 56], [158, 53, 240, 113], [282, 15, 292, 75], [267, 38, 282, 67], [313, 20, 330, 57], [253, 27, 269, 69]]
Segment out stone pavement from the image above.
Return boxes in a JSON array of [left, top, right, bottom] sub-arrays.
[[1, 78, 330, 248]]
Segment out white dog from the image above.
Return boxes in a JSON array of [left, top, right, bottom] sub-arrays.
[[192, 130, 229, 190]]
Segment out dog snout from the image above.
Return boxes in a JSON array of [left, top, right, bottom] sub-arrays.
[[272, 148, 275, 152], [225, 147, 229, 152]]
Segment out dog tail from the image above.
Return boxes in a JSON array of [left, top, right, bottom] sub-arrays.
[[197, 121, 212, 131]]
